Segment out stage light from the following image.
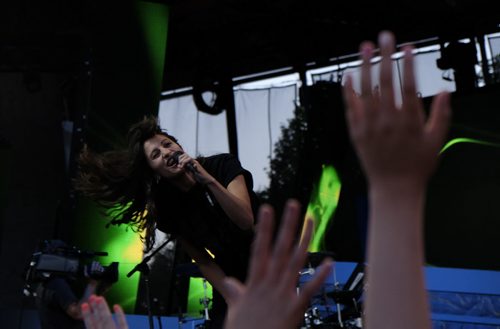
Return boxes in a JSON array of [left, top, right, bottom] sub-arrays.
[[305, 164, 341, 252]]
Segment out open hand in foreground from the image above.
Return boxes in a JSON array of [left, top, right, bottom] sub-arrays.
[[343, 31, 451, 187], [81, 295, 128, 329], [223, 199, 333, 329]]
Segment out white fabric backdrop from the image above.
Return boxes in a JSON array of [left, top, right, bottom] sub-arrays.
[[158, 84, 298, 192], [158, 45, 466, 192]]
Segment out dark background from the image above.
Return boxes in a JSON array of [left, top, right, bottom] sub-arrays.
[[1, 0, 500, 323]]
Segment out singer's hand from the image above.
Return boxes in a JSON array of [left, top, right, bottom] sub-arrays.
[[177, 153, 215, 185]]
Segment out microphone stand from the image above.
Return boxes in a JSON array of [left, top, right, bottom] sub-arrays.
[[127, 237, 172, 329]]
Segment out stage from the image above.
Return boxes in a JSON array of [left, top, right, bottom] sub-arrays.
[[3, 262, 499, 329]]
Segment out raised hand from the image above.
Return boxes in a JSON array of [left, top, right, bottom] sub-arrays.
[[343, 31, 451, 188], [81, 295, 128, 329], [342, 31, 452, 329], [223, 200, 333, 329]]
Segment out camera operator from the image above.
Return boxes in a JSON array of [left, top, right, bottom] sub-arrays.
[[32, 240, 113, 329]]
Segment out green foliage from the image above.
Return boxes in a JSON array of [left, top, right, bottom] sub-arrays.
[[257, 104, 308, 215]]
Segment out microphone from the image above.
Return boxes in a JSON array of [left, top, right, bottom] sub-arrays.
[[171, 151, 198, 174], [172, 151, 212, 205]]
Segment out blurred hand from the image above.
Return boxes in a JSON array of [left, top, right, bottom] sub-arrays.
[[223, 200, 332, 329], [81, 295, 128, 329], [342, 31, 451, 188]]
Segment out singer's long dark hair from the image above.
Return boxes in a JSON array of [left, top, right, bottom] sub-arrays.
[[74, 116, 179, 251]]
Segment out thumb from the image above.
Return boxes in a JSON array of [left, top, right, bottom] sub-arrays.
[[426, 91, 451, 147], [222, 277, 245, 304]]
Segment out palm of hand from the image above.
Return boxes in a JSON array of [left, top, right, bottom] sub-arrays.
[[343, 32, 451, 186], [349, 99, 444, 184], [223, 201, 332, 329]]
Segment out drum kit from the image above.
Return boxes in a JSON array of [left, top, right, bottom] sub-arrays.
[[299, 253, 365, 329], [175, 251, 365, 329], [174, 263, 212, 329]]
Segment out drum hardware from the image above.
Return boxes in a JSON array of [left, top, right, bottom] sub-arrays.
[[174, 262, 210, 329], [128, 236, 173, 329], [300, 253, 338, 329], [303, 306, 324, 328], [327, 270, 364, 328], [199, 278, 211, 322], [333, 267, 344, 327], [301, 261, 365, 329], [346, 317, 362, 329], [299, 267, 316, 276]]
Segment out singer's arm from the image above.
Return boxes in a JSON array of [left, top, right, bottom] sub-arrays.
[[179, 237, 232, 300], [206, 174, 254, 230], [177, 153, 254, 230]]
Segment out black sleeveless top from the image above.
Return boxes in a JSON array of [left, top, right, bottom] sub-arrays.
[[155, 153, 259, 281]]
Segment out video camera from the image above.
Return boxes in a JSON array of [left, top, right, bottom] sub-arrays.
[[25, 239, 119, 285]]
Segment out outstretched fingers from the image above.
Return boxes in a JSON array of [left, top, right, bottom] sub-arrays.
[[297, 260, 333, 310], [280, 218, 314, 290], [113, 304, 129, 329], [223, 276, 246, 305], [268, 200, 301, 277], [426, 91, 452, 147], [401, 45, 426, 127], [343, 75, 362, 130], [81, 302, 96, 329], [93, 296, 115, 329], [247, 205, 274, 285], [402, 46, 416, 101], [378, 31, 396, 111], [360, 41, 375, 99]]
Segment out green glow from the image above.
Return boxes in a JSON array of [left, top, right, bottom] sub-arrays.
[[137, 2, 169, 94], [187, 277, 213, 318], [305, 165, 342, 252], [440, 137, 500, 153], [75, 199, 143, 313], [72, 2, 170, 314]]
